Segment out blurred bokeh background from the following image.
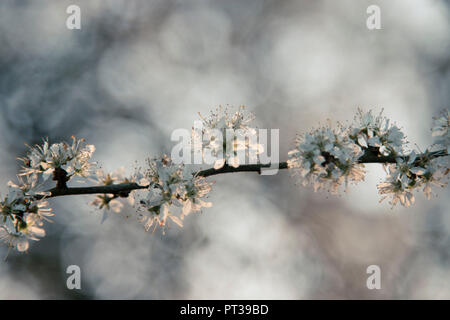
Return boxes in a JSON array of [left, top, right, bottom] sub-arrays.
[[0, 0, 449, 299]]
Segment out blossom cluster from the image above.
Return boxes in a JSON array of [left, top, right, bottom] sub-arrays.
[[195, 105, 263, 169], [137, 155, 212, 233], [288, 108, 449, 206], [1, 136, 95, 253], [0, 106, 448, 255], [0, 175, 53, 252], [377, 151, 448, 207], [375, 110, 449, 207], [376, 110, 449, 207], [349, 109, 406, 156], [288, 125, 366, 194], [18, 136, 96, 179]]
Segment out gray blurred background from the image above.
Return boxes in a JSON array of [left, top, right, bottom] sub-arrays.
[[0, 0, 449, 299]]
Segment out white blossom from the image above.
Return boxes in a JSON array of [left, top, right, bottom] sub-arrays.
[[350, 109, 406, 156], [377, 152, 418, 207], [288, 125, 365, 194], [138, 155, 212, 233], [0, 214, 46, 253], [91, 194, 124, 223], [0, 227, 30, 252], [377, 151, 448, 206], [19, 136, 96, 180], [27, 200, 54, 226], [90, 168, 133, 222], [0, 175, 53, 252], [20, 215, 46, 240], [416, 157, 448, 200], [195, 105, 263, 169]]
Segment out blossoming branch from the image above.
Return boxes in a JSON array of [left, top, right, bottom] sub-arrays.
[[0, 107, 448, 253]]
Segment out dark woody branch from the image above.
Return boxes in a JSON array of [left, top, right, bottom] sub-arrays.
[[38, 149, 448, 200]]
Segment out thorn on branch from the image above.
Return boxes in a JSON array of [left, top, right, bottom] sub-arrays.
[[116, 191, 130, 198], [52, 167, 69, 189]]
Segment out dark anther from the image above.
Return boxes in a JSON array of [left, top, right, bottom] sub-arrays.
[[320, 151, 335, 166]]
